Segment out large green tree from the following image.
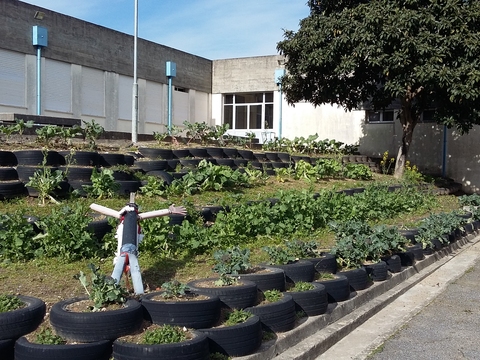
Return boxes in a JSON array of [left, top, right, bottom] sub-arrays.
[[277, 0, 480, 177]]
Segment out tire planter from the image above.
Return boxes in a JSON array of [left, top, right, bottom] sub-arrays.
[[112, 170, 136, 181], [406, 244, 425, 261], [264, 152, 280, 162], [180, 158, 200, 168], [99, 153, 126, 167], [235, 267, 286, 292], [68, 181, 91, 197], [237, 149, 253, 160], [50, 297, 143, 342], [233, 158, 249, 168], [214, 158, 235, 167], [381, 254, 402, 273], [338, 267, 369, 291], [188, 147, 209, 158], [14, 150, 61, 166], [59, 151, 99, 166], [145, 170, 174, 185], [112, 331, 209, 360], [304, 253, 337, 274], [172, 149, 190, 159], [0, 151, 17, 166], [134, 160, 168, 172], [141, 291, 221, 329], [198, 315, 262, 357], [205, 147, 224, 158], [138, 147, 173, 160], [116, 181, 142, 196], [222, 147, 238, 159], [264, 260, 315, 283], [61, 166, 95, 182], [15, 337, 112, 360], [287, 282, 328, 316], [277, 152, 291, 163], [0, 180, 27, 199], [364, 261, 388, 282], [16, 165, 58, 183], [0, 338, 14, 360], [245, 294, 296, 333], [0, 167, 18, 181], [187, 278, 257, 309], [0, 295, 46, 340], [399, 228, 419, 243], [314, 275, 350, 303]]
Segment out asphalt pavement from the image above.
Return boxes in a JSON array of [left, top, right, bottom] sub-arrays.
[[317, 237, 480, 360]]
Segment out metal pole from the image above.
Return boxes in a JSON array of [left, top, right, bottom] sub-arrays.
[[168, 76, 173, 134], [36, 46, 42, 115], [278, 84, 283, 139], [442, 124, 447, 178], [131, 0, 138, 143]]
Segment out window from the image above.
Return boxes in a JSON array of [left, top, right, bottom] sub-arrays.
[[223, 92, 274, 130], [367, 110, 395, 123], [421, 109, 436, 123]]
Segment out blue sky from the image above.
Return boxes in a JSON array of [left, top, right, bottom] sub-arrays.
[[22, 0, 310, 60]]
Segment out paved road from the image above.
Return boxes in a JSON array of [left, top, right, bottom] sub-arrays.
[[368, 255, 480, 360], [317, 239, 480, 360]]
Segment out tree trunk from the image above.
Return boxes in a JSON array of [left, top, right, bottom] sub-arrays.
[[394, 97, 417, 178]]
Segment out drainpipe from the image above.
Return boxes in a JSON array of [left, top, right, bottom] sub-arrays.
[[275, 68, 286, 140], [32, 26, 48, 115], [166, 61, 176, 134]]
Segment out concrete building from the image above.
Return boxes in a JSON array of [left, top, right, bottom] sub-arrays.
[[0, 0, 478, 193]]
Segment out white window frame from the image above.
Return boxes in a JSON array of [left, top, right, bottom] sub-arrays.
[[366, 109, 395, 123], [223, 92, 273, 130]]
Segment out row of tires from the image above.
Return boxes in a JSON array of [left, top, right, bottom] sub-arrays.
[[1, 224, 476, 360]]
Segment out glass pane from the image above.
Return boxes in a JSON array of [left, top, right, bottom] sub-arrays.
[[265, 92, 273, 103], [265, 104, 273, 129], [224, 105, 233, 129], [249, 105, 262, 129], [235, 106, 247, 129], [224, 94, 233, 104], [367, 111, 380, 122], [383, 111, 394, 122], [235, 93, 262, 104]]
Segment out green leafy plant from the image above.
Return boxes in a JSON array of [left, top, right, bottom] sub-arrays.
[[139, 176, 167, 197], [76, 263, 128, 311], [224, 309, 253, 326], [212, 246, 252, 286], [143, 324, 187, 345], [289, 281, 314, 292], [263, 289, 282, 303], [0, 212, 40, 262], [0, 119, 34, 141], [161, 280, 189, 299], [34, 203, 99, 261], [35, 125, 63, 146], [26, 149, 66, 205], [0, 294, 24, 313], [343, 163, 373, 180], [285, 240, 319, 258], [35, 327, 66, 345], [82, 119, 104, 150], [262, 246, 296, 265], [84, 168, 120, 199]]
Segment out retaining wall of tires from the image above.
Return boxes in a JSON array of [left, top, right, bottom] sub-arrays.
[[3, 226, 479, 359]]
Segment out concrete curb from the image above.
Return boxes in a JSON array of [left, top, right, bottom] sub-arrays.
[[238, 232, 480, 360]]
